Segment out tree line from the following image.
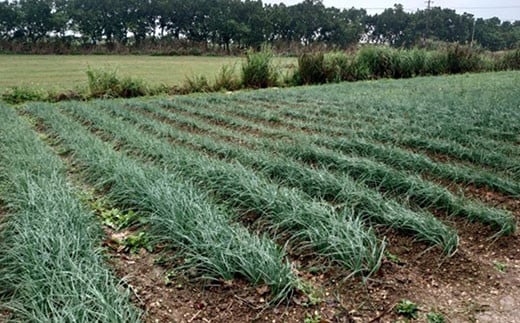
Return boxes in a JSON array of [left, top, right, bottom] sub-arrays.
[[0, 0, 518, 52]]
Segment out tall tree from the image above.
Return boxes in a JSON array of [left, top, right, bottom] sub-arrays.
[[0, 1, 19, 39], [368, 4, 411, 46], [17, 0, 59, 41]]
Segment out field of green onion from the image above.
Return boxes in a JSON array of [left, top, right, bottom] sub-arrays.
[[0, 71, 518, 321]]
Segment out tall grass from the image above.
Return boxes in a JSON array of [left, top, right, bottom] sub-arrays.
[[25, 103, 298, 303], [290, 45, 519, 86], [496, 49, 520, 70], [86, 68, 149, 98], [0, 105, 140, 321], [241, 47, 278, 88], [297, 52, 327, 84]]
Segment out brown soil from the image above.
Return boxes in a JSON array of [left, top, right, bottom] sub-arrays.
[[0, 311, 10, 323], [453, 183, 520, 217], [102, 211, 520, 323], [411, 148, 501, 176]]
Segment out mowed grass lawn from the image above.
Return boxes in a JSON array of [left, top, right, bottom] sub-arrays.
[[0, 55, 295, 92]]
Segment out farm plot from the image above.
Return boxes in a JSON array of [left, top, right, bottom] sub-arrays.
[[1, 71, 519, 322]]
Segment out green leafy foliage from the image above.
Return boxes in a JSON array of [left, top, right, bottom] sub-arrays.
[[183, 74, 212, 93], [55, 100, 386, 276], [104, 101, 459, 254], [27, 104, 299, 303], [100, 208, 141, 230], [122, 232, 153, 253], [493, 261, 507, 273], [297, 52, 326, 84], [497, 49, 520, 70], [446, 45, 484, 74], [427, 311, 446, 323], [395, 299, 419, 319], [213, 64, 241, 91], [8, 71, 518, 314], [304, 312, 322, 323]]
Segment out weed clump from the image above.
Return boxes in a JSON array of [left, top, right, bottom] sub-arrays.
[[241, 47, 278, 88], [1, 86, 49, 104], [296, 52, 326, 84], [183, 65, 241, 93], [395, 299, 419, 319], [87, 68, 149, 98], [446, 44, 484, 74], [497, 49, 520, 70]]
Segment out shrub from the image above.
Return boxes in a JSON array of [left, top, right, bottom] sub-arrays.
[[345, 55, 371, 81], [425, 50, 449, 75], [496, 49, 520, 70], [324, 51, 351, 82], [297, 52, 326, 84], [86, 68, 148, 98], [356, 47, 389, 78], [241, 47, 277, 88], [395, 49, 426, 78], [446, 45, 484, 74], [408, 48, 428, 76]]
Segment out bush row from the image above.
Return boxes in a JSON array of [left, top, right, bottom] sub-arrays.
[[2, 45, 519, 104], [294, 45, 520, 85]]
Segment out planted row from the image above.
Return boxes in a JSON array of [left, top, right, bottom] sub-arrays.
[[131, 100, 515, 235], [152, 97, 519, 196], [0, 105, 140, 321], [26, 104, 298, 303], [175, 95, 520, 181], [232, 72, 520, 146], [91, 101, 458, 254], [30, 102, 385, 279]]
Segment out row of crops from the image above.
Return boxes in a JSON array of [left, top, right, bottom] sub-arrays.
[[0, 72, 518, 320], [0, 106, 140, 321]]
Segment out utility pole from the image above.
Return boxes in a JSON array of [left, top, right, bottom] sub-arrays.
[[424, 0, 434, 45], [470, 19, 476, 47]]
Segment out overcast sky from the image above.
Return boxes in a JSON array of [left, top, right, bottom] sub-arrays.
[[263, 0, 520, 21]]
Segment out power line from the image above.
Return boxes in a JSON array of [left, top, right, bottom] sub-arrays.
[[359, 6, 520, 10]]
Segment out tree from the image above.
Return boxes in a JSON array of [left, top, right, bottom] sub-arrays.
[[368, 4, 412, 46], [291, 0, 327, 45], [320, 7, 367, 48], [17, 0, 58, 41], [0, 1, 19, 39], [474, 17, 507, 51]]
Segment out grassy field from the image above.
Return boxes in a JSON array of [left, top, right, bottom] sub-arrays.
[[0, 71, 519, 322], [0, 55, 295, 91]]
